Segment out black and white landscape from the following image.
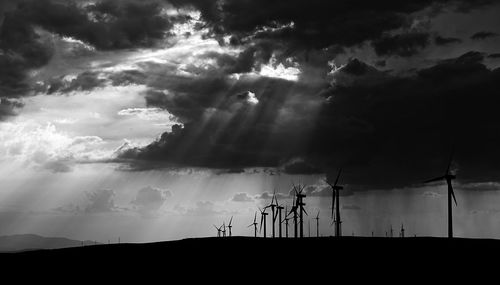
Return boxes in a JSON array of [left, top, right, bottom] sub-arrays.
[[2, 0, 500, 263]]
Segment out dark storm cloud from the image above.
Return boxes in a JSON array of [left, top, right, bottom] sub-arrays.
[[307, 51, 500, 187], [118, 51, 500, 188], [372, 32, 431, 57], [169, 0, 495, 52], [281, 159, 322, 175], [0, 0, 179, 119], [471, 31, 498, 40], [434, 35, 462, 46], [120, 72, 324, 169], [0, 5, 53, 98], [20, 0, 175, 50]]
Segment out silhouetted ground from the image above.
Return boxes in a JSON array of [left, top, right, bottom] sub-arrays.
[[1, 236, 498, 281]]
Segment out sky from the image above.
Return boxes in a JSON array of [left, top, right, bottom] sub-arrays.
[[1, 0, 500, 242]]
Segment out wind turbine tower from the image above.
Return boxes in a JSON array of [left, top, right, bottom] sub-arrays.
[[424, 150, 458, 238]]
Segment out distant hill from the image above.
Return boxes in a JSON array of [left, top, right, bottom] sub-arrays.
[[0, 234, 96, 252]]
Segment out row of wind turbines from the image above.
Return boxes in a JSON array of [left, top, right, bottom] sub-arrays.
[[214, 151, 459, 239], [246, 169, 346, 239]]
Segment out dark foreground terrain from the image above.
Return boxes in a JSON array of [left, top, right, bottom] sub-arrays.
[[1, 237, 498, 281]]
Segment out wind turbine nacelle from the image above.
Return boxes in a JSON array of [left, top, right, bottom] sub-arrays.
[[446, 174, 456, 180]]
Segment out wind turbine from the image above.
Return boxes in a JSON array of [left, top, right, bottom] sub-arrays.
[[315, 210, 320, 237], [275, 195, 284, 238], [227, 216, 233, 237], [326, 168, 343, 237], [424, 151, 457, 238], [266, 190, 278, 238], [248, 212, 259, 237], [400, 223, 405, 238], [222, 222, 226, 237], [213, 225, 222, 237], [286, 190, 299, 238], [293, 183, 308, 238], [283, 205, 290, 238], [259, 207, 269, 238]]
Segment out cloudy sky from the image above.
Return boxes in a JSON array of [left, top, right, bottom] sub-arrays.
[[1, 0, 500, 242]]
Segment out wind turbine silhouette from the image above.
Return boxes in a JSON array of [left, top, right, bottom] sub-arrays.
[[227, 216, 233, 237], [222, 222, 227, 237], [248, 212, 258, 237], [400, 223, 405, 238], [315, 210, 320, 237], [266, 190, 278, 238], [283, 205, 290, 238], [259, 207, 269, 238], [326, 168, 343, 237], [287, 189, 299, 238], [424, 150, 457, 238], [293, 183, 308, 238], [213, 225, 222, 237], [275, 195, 284, 238]]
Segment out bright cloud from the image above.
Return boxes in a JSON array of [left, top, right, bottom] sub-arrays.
[[257, 55, 301, 81], [118, 108, 177, 125]]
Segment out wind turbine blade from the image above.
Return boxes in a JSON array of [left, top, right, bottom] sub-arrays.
[[446, 147, 455, 175], [229, 216, 233, 226], [449, 182, 458, 206], [254, 212, 257, 223], [331, 191, 336, 219], [334, 168, 342, 186], [260, 216, 264, 233], [303, 208, 308, 216], [424, 176, 446, 184]]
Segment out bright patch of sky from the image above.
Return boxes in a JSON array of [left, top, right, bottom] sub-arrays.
[[0, 85, 177, 173], [257, 55, 301, 81]]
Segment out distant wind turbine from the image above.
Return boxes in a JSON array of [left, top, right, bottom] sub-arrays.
[[424, 150, 457, 238], [283, 205, 290, 238], [227, 216, 233, 237], [213, 225, 222, 237], [266, 190, 278, 238], [286, 190, 299, 238], [293, 183, 308, 238], [248, 212, 259, 237], [326, 168, 344, 237], [259, 207, 269, 238], [315, 210, 320, 237], [275, 195, 285, 238]]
